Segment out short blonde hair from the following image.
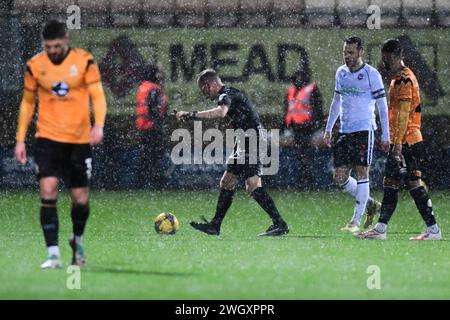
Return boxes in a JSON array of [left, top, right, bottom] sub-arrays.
[[197, 69, 219, 87]]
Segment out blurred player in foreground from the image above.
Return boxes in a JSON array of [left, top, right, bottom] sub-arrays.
[[15, 20, 107, 268]]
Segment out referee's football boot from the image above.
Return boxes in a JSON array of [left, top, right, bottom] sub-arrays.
[[190, 217, 220, 235], [363, 198, 381, 229], [258, 222, 289, 237], [69, 237, 87, 266]]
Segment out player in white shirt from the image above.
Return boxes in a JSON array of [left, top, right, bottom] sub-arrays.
[[323, 36, 390, 233]]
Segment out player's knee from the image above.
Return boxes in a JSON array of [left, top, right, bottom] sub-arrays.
[[383, 177, 401, 189], [405, 178, 421, 191], [71, 191, 89, 206], [220, 177, 236, 190], [354, 167, 369, 180], [333, 167, 350, 185], [355, 172, 369, 180], [40, 184, 58, 199], [334, 173, 348, 185], [245, 177, 261, 194], [245, 183, 257, 194]]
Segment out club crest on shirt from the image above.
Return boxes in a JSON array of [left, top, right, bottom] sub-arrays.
[[69, 64, 78, 77], [358, 73, 364, 80]]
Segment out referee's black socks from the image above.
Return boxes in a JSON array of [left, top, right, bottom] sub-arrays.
[[71, 203, 90, 238], [211, 189, 235, 229], [251, 187, 285, 226], [40, 199, 59, 247]]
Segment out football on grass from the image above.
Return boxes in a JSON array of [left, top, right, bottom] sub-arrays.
[[154, 212, 179, 234]]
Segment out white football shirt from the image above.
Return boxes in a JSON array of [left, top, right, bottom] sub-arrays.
[[334, 63, 386, 133]]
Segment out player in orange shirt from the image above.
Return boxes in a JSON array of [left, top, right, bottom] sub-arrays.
[[14, 20, 107, 268], [357, 39, 441, 240]]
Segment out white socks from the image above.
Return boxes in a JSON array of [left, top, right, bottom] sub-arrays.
[[47, 236, 83, 260], [341, 177, 370, 226], [48, 245, 60, 258], [341, 177, 357, 197], [351, 179, 370, 226]]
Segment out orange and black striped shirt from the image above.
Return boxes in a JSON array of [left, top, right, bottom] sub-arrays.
[[388, 67, 422, 145]]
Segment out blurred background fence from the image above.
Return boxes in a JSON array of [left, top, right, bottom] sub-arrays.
[[3, 0, 450, 28], [1, 0, 449, 190]]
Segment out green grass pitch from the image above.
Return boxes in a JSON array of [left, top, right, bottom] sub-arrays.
[[0, 189, 449, 299]]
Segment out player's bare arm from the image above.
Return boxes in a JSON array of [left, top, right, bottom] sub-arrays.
[[176, 105, 228, 122]]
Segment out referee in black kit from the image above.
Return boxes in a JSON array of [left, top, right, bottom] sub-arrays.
[[176, 69, 289, 236]]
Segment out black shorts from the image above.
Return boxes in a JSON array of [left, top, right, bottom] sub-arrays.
[[226, 161, 263, 179], [384, 142, 424, 181], [333, 131, 374, 167], [226, 134, 263, 179], [34, 138, 92, 188]]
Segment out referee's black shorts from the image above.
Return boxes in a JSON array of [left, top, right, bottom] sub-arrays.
[[226, 133, 263, 179], [226, 159, 263, 180]]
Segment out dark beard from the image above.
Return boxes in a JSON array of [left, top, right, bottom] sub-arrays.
[[48, 54, 64, 64], [48, 48, 69, 65]]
